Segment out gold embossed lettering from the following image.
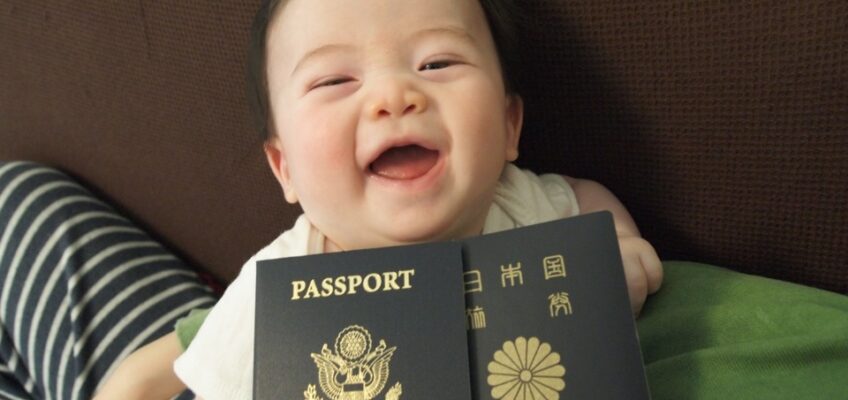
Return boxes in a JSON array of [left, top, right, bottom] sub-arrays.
[[333, 276, 347, 296], [382, 271, 400, 291], [291, 281, 306, 300], [347, 275, 363, 294], [320, 277, 334, 297], [398, 269, 415, 289], [363, 273, 381, 293], [291, 269, 416, 301], [304, 279, 321, 299]]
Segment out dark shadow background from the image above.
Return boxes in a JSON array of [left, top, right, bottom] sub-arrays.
[[1, 0, 845, 292]]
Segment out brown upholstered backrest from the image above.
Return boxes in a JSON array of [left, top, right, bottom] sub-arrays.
[[2, 1, 845, 292]]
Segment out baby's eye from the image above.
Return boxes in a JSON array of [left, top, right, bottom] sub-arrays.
[[312, 77, 353, 90], [419, 61, 454, 71]]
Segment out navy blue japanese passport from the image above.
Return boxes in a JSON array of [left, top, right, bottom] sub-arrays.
[[462, 212, 650, 399], [255, 212, 650, 399]]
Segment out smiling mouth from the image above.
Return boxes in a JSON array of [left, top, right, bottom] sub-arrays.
[[369, 144, 440, 180]]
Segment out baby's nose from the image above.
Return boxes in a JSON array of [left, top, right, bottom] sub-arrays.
[[365, 81, 428, 119]]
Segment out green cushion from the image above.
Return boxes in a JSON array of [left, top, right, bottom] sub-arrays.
[[175, 307, 211, 350], [638, 261, 848, 399]]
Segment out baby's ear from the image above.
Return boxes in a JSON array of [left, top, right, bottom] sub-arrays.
[[504, 94, 524, 162], [264, 138, 299, 204]]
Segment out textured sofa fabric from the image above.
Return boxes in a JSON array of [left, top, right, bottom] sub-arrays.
[[1, 1, 846, 292]]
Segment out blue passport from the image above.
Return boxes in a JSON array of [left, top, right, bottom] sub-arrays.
[[462, 212, 650, 399], [254, 242, 472, 399], [254, 212, 650, 399]]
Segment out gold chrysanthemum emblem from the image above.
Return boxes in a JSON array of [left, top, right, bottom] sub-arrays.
[[487, 337, 566, 400]]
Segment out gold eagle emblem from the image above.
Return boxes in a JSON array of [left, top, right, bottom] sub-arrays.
[[304, 325, 402, 400]]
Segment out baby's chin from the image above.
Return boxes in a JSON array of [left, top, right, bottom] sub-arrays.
[[330, 219, 484, 252]]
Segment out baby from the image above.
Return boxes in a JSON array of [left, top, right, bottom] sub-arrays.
[[95, 0, 662, 398]]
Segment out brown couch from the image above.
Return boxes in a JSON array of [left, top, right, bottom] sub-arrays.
[[2, 0, 845, 293]]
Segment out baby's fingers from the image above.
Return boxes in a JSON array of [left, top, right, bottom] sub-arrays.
[[637, 240, 663, 294], [618, 237, 663, 316]]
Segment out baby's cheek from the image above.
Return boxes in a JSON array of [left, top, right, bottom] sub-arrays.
[[456, 81, 505, 128], [310, 106, 356, 152], [291, 121, 353, 167], [313, 143, 357, 184]]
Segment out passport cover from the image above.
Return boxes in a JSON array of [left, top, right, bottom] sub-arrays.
[[462, 212, 651, 399], [255, 212, 650, 399], [254, 242, 472, 400]]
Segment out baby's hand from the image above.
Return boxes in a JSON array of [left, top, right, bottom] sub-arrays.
[[561, 175, 663, 317], [617, 235, 663, 316]]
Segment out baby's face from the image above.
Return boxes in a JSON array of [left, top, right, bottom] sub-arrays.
[[264, 0, 523, 250]]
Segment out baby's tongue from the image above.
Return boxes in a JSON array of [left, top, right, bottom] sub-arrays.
[[370, 145, 439, 180]]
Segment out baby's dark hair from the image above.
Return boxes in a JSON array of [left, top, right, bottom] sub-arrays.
[[246, 0, 522, 141]]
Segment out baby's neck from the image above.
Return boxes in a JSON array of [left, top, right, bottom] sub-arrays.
[[319, 210, 490, 253], [323, 236, 344, 253]]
